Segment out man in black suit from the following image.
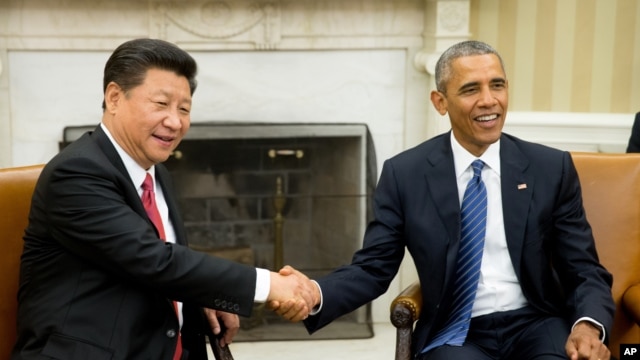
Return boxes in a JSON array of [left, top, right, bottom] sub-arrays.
[[12, 38, 313, 360], [626, 112, 640, 152], [273, 40, 615, 359]]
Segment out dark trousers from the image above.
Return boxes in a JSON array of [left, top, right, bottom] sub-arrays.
[[418, 307, 570, 360]]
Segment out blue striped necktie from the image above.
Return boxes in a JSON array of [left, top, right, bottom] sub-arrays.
[[422, 159, 487, 354]]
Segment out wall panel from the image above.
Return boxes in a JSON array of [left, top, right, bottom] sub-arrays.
[[470, 0, 640, 113]]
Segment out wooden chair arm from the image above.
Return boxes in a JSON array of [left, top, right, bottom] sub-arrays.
[[206, 313, 235, 360], [622, 283, 640, 326], [210, 340, 234, 360], [390, 281, 422, 327], [390, 281, 422, 360]]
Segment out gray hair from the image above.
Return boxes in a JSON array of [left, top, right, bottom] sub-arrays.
[[434, 40, 506, 93]]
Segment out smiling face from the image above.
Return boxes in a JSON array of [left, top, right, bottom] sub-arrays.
[[103, 68, 192, 169], [430, 53, 508, 157]]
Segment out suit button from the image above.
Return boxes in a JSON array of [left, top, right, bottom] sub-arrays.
[[233, 304, 240, 312], [214, 299, 221, 306], [166, 329, 177, 338], [221, 300, 227, 309]]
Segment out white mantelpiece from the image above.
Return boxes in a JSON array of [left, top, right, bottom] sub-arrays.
[[0, 0, 473, 169]]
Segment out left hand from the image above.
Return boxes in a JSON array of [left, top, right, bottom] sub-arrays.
[[204, 308, 240, 347], [565, 321, 610, 360]]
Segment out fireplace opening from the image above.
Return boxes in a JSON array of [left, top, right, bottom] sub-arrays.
[[62, 122, 377, 341]]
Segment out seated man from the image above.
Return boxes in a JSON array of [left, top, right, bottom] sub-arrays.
[[273, 40, 615, 360]]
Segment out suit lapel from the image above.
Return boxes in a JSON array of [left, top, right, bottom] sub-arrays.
[[499, 136, 534, 279], [424, 134, 462, 290], [93, 125, 130, 180]]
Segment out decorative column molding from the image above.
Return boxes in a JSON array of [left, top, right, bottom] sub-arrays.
[[412, 0, 471, 139], [414, 0, 471, 74]]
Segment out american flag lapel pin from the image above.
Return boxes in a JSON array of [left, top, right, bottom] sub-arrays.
[[517, 183, 527, 190]]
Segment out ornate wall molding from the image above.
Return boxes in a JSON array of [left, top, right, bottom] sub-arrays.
[[437, 1, 468, 32], [154, 1, 282, 49]]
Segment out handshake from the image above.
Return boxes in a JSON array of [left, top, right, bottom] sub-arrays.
[[267, 265, 320, 322], [206, 265, 318, 348]]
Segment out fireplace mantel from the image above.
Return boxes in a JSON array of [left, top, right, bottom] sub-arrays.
[[0, 0, 471, 163]]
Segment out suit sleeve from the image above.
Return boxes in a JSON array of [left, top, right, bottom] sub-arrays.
[[550, 152, 615, 340], [304, 159, 406, 333], [42, 155, 257, 317]]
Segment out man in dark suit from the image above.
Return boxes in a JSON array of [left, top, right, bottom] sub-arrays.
[[273, 41, 615, 359], [626, 112, 640, 152], [12, 38, 313, 360]]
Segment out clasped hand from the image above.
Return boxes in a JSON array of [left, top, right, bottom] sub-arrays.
[[206, 265, 317, 347], [266, 265, 319, 322]]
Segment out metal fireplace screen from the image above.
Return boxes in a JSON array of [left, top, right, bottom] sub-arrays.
[[62, 122, 377, 341]]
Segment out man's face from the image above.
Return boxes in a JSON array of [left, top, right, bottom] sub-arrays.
[[105, 68, 192, 169], [431, 54, 508, 157]]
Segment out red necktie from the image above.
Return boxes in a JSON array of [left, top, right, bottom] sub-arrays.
[[141, 173, 183, 360]]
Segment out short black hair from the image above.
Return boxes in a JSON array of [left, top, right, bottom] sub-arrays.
[[101, 38, 198, 110]]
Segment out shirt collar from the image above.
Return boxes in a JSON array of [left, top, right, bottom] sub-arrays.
[[100, 122, 155, 191], [450, 131, 501, 178]]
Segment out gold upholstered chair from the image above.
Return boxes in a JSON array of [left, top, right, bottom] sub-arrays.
[[0, 164, 44, 359], [0, 164, 234, 360]]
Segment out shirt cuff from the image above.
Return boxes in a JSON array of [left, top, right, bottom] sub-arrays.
[[309, 280, 323, 316], [572, 317, 606, 342], [254, 268, 271, 302]]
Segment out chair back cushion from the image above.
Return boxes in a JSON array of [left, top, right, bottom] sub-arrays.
[[0, 164, 43, 358], [571, 152, 640, 358]]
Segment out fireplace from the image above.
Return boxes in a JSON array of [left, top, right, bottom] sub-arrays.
[[62, 122, 376, 341]]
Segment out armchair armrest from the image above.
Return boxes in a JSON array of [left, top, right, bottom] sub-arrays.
[[210, 340, 234, 360], [622, 283, 640, 326], [390, 281, 422, 360], [206, 315, 235, 360]]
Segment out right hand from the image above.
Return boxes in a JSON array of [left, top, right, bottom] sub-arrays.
[[266, 265, 319, 322]]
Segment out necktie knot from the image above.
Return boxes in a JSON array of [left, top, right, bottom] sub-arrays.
[[471, 159, 484, 181], [142, 173, 154, 192]]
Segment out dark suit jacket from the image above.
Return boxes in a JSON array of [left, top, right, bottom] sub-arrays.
[[13, 125, 257, 360], [304, 132, 614, 354], [626, 112, 640, 152]]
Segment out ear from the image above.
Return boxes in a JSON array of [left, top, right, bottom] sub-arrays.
[[430, 90, 448, 115], [104, 82, 122, 114]]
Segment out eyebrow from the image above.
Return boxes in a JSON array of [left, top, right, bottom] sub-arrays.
[[152, 89, 192, 104], [457, 77, 506, 94]]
